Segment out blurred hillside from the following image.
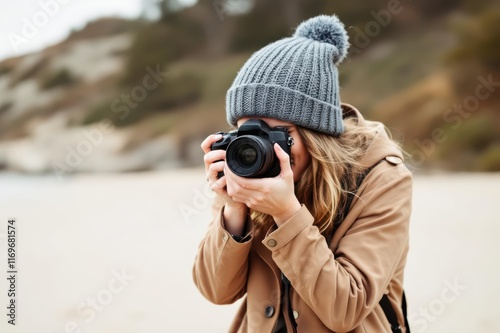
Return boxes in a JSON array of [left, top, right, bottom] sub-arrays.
[[0, 0, 499, 175]]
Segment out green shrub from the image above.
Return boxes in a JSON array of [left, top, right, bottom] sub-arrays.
[[446, 7, 500, 70], [160, 71, 203, 108], [121, 18, 204, 87], [437, 114, 496, 157], [83, 99, 143, 127], [0, 65, 13, 77], [39, 68, 76, 90], [116, 70, 204, 127], [82, 100, 118, 126], [9, 58, 48, 87], [0, 102, 13, 115], [476, 143, 500, 171]]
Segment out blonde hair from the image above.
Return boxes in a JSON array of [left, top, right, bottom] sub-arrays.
[[251, 116, 387, 237]]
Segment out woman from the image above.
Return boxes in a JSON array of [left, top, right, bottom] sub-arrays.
[[193, 15, 412, 333]]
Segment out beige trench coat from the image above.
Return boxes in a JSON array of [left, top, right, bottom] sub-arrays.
[[193, 105, 413, 332]]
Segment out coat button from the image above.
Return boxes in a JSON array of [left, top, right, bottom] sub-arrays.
[[267, 239, 277, 247], [293, 310, 299, 319], [385, 156, 402, 165], [222, 234, 228, 242], [265, 305, 275, 318]]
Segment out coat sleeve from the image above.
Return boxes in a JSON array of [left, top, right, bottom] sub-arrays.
[[192, 201, 254, 305], [262, 164, 412, 332]]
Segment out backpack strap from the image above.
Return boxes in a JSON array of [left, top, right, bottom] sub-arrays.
[[402, 291, 410, 332], [379, 291, 410, 333], [380, 294, 402, 333]]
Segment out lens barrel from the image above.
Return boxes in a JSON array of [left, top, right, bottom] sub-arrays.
[[226, 135, 277, 178]]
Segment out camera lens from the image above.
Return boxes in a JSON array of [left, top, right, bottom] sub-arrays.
[[237, 145, 257, 166], [226, 136, 277, 178]]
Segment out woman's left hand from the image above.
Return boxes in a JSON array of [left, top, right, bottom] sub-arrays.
[[225, 143, 302, 226]]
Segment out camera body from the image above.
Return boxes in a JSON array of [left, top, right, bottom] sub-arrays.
[[211, 119, 294, 178]]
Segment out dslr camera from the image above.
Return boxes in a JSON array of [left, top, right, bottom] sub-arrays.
[[210, 119, 294, 178]]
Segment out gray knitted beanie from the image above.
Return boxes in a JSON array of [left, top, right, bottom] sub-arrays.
[[226, 15, 350, 136]]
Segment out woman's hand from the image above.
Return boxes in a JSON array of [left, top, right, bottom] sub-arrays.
[[201, 134, 248, 236], [225, 143, 301, 226]]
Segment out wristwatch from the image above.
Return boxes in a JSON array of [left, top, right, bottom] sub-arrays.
[[231, 233, 250, 243]]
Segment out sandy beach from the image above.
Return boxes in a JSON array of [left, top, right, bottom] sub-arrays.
[[0, 170, 499, 333]]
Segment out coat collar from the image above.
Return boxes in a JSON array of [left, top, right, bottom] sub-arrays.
[[341, 103, 404, 168]]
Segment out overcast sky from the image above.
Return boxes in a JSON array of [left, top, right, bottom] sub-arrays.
[[0, 0, 195, 61]]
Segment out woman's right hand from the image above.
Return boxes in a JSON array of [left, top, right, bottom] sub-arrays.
[[201, 134, 248, 236], [201, 134, 233, 203]]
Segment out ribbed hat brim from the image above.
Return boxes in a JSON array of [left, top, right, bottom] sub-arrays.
[[227, 83, 344, 136]]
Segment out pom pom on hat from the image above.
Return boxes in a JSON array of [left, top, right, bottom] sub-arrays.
[[294, 14, 349, 64]]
